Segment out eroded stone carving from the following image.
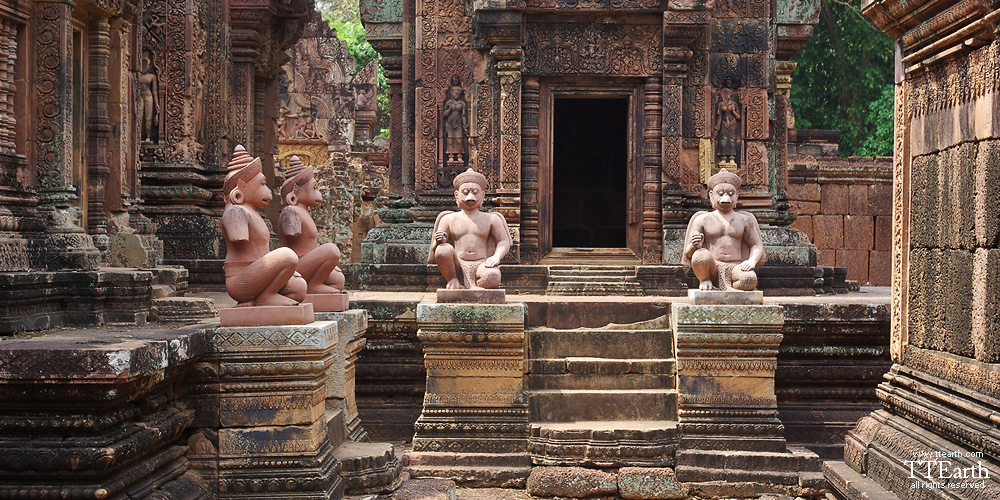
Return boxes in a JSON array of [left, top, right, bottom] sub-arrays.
[[278, 155, 347, 308], [714, 87, 740, 166], [428, 168, 512, 289], [221, 145, 306, 307], [683, 169, 765, 290]]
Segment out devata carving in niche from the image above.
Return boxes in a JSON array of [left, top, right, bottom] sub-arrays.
[[441, 75, 469, 172], [138, 51, 159, 144], [714, 87, 740, 164]]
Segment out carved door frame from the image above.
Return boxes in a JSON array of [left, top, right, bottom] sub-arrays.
[[536, 78, 644, 257]]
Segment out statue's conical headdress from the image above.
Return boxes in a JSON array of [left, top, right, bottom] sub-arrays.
[[223, 145, 262, 202], [280, 155, 315, 202]]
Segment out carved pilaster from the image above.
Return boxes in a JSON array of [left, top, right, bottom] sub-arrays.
[[661, 47, 691, 230], [33, 0, 75, 212], [33, 0, 101, 271], [642, 77, 663, 264], [87, 17, 112, 252], [493, 46, 522, 254], [0, 19, 16, 155], [520, 75, 540, 264]]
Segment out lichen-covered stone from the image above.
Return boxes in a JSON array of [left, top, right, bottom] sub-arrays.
[[618, 467, 686, 499], [526, 466, 617, 498]]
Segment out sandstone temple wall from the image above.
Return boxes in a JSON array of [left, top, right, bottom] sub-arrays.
[[786, 140, 893, 286], [825, 4, 1000, 499]]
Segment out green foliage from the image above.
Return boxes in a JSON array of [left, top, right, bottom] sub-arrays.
[[319, 3, 391, 137], [790, 0, 894, 157]]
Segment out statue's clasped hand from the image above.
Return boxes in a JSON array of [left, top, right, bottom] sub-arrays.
[[434, 230, 448, 244], [690, 232, 704, 249]]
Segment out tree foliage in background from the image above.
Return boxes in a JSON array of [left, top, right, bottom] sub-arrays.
[[317, 0, 390, 137], [790, 0, 894, 157]]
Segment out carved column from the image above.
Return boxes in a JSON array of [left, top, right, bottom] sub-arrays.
[[87, 16, 112, 257], [230, 38, 258, 151], [642, 77, 663, 264], [660, 47, 693, 265], [772, 60, 796, 225], [493, 46, 522, 259], [520, 75, 540, 263], [32, 0, 100, 271], [0, 19, 16, 155]]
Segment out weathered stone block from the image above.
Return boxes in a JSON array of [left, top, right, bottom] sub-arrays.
[[790, 200, 821, 215], [909, 154, 939, 248], [790, 215, 813, 240], [618, 467, 686, 499], [972, 248, 1000, 363], [218, 419, 327, 457], [874, 215, 892, 251], [868, 250, 891, 286], [976, 139, 1000, 247], [836, 249, 869, 284], [848, 184, 869, 215], [787, 182, 821, 202], [813, 215, 844, 249], [526, 466, 617, 498], [844, 215, 874, 250], [821, 183, 849, 214], [817, 248, 836, 267]]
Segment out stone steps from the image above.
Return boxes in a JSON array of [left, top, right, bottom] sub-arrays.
[[527, 329, 673, 359], [529, 389, 677, 422], [529, 421, 679, 467], [545, 264, 644, 296], [526, 327, 678, 468], [407, 452, 531, 488]]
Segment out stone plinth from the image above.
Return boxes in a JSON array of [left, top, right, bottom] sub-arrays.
[[205, 321, 344, 499], [671, 304, 820, 488], [409, 302, 530, 487], [316, 310, 370, 442], [688, 289, 764, 305], [219, 303, 315, 327], [436, 288, 506, 303], [307, 292, 350, 312]]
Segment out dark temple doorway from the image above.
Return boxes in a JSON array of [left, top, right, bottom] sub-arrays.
[[552, 97, 629, 248]]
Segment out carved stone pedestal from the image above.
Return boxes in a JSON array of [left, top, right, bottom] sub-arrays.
[[409, 302, 531, 487], [206, 321, 344, 499], [671, 303, 821, 493]]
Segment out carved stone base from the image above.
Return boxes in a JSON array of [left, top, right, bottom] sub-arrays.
[[196, 321, 345, 499], [672, 304, 821, 487], [306, 292, 349, 312], [410, 302, 530, 486], [436, 288, 506, 303], [334, 441, 402, 494], [219, 303, 314, 326], [687, 289, 764, 305]]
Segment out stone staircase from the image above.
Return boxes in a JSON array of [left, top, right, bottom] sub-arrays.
[[545, 265, 644, 296], [526, 323, 678, 467]]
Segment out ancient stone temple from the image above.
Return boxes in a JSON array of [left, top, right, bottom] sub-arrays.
[[359, 0, 823, 290], [0, 0, 320, 330], [824, 2, 1000, 499]]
